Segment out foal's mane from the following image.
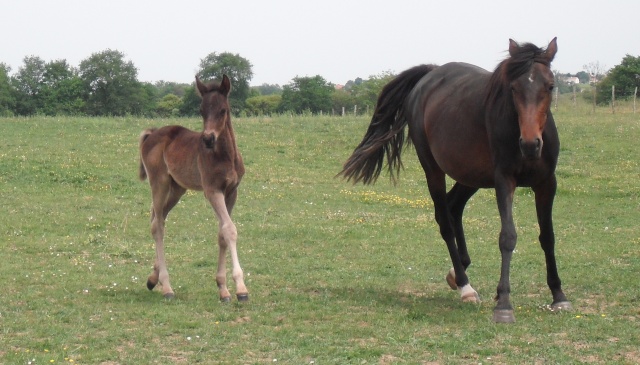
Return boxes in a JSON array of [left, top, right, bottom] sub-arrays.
[[485, 42, 551, 107]]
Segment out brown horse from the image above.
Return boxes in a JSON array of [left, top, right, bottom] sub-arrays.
[[138, 74, 248, 302], [339, 38, 571, 322]]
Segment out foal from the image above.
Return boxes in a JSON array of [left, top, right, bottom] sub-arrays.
[[138, 75, 248, 302]]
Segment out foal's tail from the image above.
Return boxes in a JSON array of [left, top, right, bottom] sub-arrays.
[[138, 128, 157, 181], [338, 64, 437, 184]]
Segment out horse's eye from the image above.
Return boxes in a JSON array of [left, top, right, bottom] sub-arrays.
[[219, 109, 227, 117], [548, 85, 555, 92]]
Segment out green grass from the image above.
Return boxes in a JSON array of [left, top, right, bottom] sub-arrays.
[[1, 105, 639, 364]]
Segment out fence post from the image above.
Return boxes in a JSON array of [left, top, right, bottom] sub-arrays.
[[354, 105, 357, 116], [554, 87, 558, 111], [611, 85, 615, 114], [341, 106, 345, 117], [634, 87, 638, 114]]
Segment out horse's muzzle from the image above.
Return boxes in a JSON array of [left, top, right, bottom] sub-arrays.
[[519, 137, 542, 159], [202, 133, 216, 149]]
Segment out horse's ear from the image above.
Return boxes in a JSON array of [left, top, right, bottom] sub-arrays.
[[220, 74, 231, 96], [508, 39, 519, 56], [544, 37, 558, 63], [195, 76, 208, 97]]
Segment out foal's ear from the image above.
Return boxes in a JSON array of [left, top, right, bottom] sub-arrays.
[[195, 76, 208, 97], [508, 39, 519, 56], [544, 37, 558, 62], [220, 74, 231, 96]]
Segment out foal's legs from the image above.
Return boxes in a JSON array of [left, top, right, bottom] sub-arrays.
[[147, 180, 186, 299], [533, 175, 571, 311], [206, 188, 248, 302]]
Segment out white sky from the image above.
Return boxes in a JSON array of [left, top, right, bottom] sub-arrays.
[[1, 0, 638, 86]]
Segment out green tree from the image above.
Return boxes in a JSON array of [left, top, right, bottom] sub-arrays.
[[178, 85, 200, 116], [245, 94, 282, 116], [331, 88, 354, 115], [198, 52, 253, 114], [350, 71, 395, 113], [78, 49, 146, 116], [279, 75, 334, 114], [41, 59, 84, 115], [597, 55, 640, 104], [154, 81, 189, 98], [156, 94, 182, 117], [252, 83, 282, 96], [0, 63, 15, 116], [12, 56, 46, 115], [576, 71, 590, 84]]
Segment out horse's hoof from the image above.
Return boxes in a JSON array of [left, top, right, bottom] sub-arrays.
[[237, 293, 249, 302], [163, 292, 175, 300], [147, 279, 157, 291], [461, 292, 481, 303], [220, 296, 231, 303], [551, 301, 573, 311], [492, 309, 515, 323], [446, 269, 457, 290]]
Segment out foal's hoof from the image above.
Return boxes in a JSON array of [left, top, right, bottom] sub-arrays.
[[492, 309, 516, 323], [163, 292, 175, 300], [147, 279, 157, 291], [550, 301, 573, 312], [220, 296, 231, 303], [237, 293, 249, 302]]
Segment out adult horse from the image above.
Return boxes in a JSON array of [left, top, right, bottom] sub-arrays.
[[339, 38, 571, 322], [138, 75, 248, 302]]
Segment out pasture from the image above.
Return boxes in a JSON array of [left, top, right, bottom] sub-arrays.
[[1, 106, 639, 364]]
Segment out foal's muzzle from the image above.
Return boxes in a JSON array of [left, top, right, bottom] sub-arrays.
[[519, 137, 543, 159], [202, 133, 216, 149]]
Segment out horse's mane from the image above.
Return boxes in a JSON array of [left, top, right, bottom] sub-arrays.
[[485, 42, 551, 107]]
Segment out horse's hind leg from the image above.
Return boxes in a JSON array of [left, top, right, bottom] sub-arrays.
[[424, 170, 479, 303], [147, 180, 185, 299], [534, 175, 571, 311], [445, 183, 479, 289], [207, 189, 248, 302]]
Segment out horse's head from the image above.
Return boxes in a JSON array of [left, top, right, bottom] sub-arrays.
[[196, 74, 232, 149], [507, 37, 557, 160]]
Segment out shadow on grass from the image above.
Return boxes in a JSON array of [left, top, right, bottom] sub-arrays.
[[322, 284, 488, 323]]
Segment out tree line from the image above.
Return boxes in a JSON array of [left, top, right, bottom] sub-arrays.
[[1, 50, 637, 118], [0, 50, 393, 118]]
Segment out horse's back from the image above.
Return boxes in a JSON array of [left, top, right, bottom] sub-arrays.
[[406, 62, 496, 187], [141, 125, 203, 190]]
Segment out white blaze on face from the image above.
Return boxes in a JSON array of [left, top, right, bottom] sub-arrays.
[[528, 72, 534, 83]]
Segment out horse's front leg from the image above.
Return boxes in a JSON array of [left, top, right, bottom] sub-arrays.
[[207, 190, 248, 302], [493, 176, 518, 323], [534, 175, 571, 311]]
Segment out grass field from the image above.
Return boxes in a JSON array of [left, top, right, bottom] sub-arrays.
[[1, 104, 639, 364]]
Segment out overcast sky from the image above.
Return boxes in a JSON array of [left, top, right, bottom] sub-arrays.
[[2, 0, 638, 86]]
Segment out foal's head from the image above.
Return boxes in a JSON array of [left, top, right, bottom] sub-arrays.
[[504, 38, 557, 159], [195, 74, 232, 149]]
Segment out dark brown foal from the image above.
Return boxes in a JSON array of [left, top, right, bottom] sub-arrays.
[[138, 74, 248, 302]]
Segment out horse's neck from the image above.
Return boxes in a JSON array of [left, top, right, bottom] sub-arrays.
[[215, 122, 239, 159]]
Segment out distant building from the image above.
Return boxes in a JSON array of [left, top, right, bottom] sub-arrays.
[[560, 76, 580, 85]]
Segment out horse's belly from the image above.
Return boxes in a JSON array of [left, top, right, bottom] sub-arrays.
[[429, 137, 495, 188]]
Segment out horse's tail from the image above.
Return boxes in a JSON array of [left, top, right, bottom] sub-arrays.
[[338, 64, 437, 184], [138, 128, 157, 181]]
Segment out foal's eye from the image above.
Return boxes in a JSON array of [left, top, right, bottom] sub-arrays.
[[548, 85, 555, 92], [219, 109, 227, 117]]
